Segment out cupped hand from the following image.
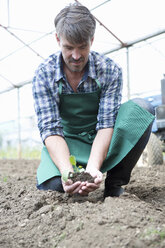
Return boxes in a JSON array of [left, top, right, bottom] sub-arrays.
[[78, 166, 103, 195], [86, 166, 103, 184], [62, 179, 86, 195]]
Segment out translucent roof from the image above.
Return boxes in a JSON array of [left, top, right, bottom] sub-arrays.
[[0, 0, 165, 94]]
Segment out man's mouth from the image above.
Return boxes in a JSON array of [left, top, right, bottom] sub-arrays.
[[69, 58, 84, 64]]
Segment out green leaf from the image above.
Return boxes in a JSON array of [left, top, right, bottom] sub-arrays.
[[62, 171, 69, 182], [78, 165, 85, 172], [69, 155, 76, 166], [3, 176, 8, 182]]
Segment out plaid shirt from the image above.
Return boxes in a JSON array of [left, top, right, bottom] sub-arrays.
[[32, 51, 123, 143]]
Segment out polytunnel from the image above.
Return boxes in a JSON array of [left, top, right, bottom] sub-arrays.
[[0, 0, 165, 158]]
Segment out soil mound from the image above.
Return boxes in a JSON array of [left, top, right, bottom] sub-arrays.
[[0, 159, 165, 248]]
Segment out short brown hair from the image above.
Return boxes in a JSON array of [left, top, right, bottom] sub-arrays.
[[54, 3, 96, 44]]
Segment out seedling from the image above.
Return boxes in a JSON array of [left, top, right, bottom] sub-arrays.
[[62, 155, 94, 183], [62, 155, 85, 182], [3, 176, 8, 182], [69, 155, 85, 173], [145, 228, 165, 240]]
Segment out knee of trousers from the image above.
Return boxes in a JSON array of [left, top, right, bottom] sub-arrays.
[[37, 176, 64, 192], [131, 98, 155, 115]]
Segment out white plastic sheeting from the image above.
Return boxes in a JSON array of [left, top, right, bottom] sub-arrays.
[[0, 0, 165, 157], [0, 0, 165, 93]]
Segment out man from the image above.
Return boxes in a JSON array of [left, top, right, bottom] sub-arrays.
[[32, 4, 154, 197]]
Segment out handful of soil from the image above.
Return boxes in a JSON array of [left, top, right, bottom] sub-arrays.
[[68, 171, 94, 183]]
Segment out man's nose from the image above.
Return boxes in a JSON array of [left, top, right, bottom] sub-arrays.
[[72, 49, 81, 60]]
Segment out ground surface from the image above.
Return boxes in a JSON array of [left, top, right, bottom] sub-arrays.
[[0, 159, 165, 248]]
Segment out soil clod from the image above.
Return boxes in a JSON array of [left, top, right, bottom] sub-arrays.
[[68, 171, 94, 183]]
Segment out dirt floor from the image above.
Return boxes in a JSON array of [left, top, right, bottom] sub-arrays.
[[0, 159, 165, 248]]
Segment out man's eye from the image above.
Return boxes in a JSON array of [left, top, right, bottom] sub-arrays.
[[80, 46, 86, 49], [66, 47, 73, 50]]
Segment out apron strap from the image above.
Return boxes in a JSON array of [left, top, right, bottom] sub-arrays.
[[59, 79, 101, 95], [59, 80, 63, 95], [95, 79, 101, 89]]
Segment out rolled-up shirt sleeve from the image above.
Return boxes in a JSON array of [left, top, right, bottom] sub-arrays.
[[96, 63, 123, 130], [32, 67, 64, 143]]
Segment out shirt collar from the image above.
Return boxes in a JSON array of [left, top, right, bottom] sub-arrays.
[[88, 52, 97, 80], [53, 52, 64, 82]]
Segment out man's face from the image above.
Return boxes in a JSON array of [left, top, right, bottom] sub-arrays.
[[56, 35, 93, 73]]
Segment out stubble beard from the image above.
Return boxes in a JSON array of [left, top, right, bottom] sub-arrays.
[[67, 61, 86, 73]]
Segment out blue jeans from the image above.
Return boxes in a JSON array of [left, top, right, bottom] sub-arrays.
[[37, 176, 64, 192], [37, 98, 154, 192]]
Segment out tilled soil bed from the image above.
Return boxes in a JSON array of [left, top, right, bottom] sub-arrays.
[[0, 159, 165, 248]]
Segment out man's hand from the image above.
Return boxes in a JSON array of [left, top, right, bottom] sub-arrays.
[[78, 166, 103, 195], [62, 179, 86, 195], [86, 166, 103, 184], [61, 167, 103, 196]]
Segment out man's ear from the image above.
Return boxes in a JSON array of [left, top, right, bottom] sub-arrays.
[[55, 33, 60, 45], [91, 37, 94, 45]]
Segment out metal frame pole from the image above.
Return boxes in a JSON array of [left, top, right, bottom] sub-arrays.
[[7, 0, 10, 27], [126, 47, 130, 100], [17, 88, 21, 159]]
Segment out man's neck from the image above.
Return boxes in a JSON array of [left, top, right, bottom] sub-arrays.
[[64, 65, 84, 80], [63, 65, 85, 92]]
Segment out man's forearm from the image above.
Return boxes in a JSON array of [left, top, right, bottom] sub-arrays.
[[87, 128, 113, 170], [45, 135, 73, 175]]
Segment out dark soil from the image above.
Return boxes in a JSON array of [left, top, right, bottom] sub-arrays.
[[0, 159, 165, 248], [68, 171, 94, 183]]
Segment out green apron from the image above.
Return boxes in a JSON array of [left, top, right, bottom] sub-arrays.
[[37, 80, 154, 185]]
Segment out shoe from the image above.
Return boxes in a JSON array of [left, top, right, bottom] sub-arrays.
[[104, 186, 124, 198]]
